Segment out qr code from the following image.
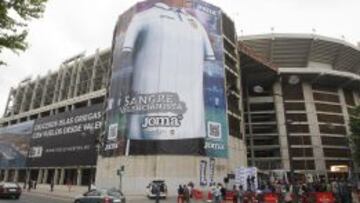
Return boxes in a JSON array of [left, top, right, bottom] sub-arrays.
[[207, 121, 221, 139], [29, 146, 43, 158], [108, 123, 118, 140]]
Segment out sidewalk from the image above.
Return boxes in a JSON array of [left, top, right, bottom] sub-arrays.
[[23, 184, 87, 201]]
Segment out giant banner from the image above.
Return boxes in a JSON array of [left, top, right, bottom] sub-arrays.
[[105, 0, 228, 157], [0, 121, 34, 168], [27, 104, 103, 167]]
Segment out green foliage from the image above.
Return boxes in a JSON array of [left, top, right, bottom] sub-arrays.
[[0, 0, 47, 66], [349, 105, 360, 166]]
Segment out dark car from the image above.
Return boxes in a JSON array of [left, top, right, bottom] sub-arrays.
[[74, 188, 125, 203], [0, 182, 22, 199]]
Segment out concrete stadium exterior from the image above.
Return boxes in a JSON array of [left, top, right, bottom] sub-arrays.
[[0, 0, 358, 196], [241, 33, 360, 179], [0, 0, 247, 195]]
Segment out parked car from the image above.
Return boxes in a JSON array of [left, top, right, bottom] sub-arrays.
[[0, 182, 22, 199], [74, 188, 125, 203], [146, 180, 167, 199]]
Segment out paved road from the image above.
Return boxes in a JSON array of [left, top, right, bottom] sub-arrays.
[[0, 193, 72, 203]]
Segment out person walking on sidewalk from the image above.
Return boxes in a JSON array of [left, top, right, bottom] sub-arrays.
[[213, 183, 222, 203], [238, 185, 244, 203], [177, 185, 184, 203], [232, 185, 238, 203], [183, 184, 191, 203], [50, 179, 54, 192], [33, 180, 37, 190], [154, 184, 161, 203], [66, 178, 72, 192], [27, 179, 32, 192]]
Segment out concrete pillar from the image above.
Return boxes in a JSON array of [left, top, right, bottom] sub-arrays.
[[353, 91, 360, 175], [19, 84, 30, 113], [13, 170, 19, 182], [59, 168, 65, 185], [4, 170, 9, 182], [11, 85, 22, 116], [3, 87, 14, 117], [25, 170, 30, 184], [40, 71, 52, 107], [29, 76, 41, 110], [53, 169, 59, 185], [273, 81, 290, 170], [89, 50, 99, 92], [354, 91, 360, 106], [303, 83, 326, 173], [37, 169, 43, 184], [339, 88, 355, 173], [77, 168, 82, 186], [42, 169, 48, 184], [339, 88, 351, 135]]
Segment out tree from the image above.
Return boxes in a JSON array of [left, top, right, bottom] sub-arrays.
[[0, 0, 48, 66], [349, 105, 360, 166]]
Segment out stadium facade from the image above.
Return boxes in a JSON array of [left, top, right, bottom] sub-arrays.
[[0, 0, 249, 194], [0, 0, 357, 195], [241, 33, 359, 178]]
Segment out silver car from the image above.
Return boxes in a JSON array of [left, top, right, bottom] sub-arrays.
[[74, 188, 125, 203]]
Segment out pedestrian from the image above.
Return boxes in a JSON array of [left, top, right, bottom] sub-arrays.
[[50, 179, 54, 192], [339, 179, 351, 203], [238, 185, 244, 203], [154, 184, 161, 203], [210, 183, 217, 203], [183, 184, 191, 203], [66, 178, 72, 192], [177, 185, 184, 203], [188, 182, 194, 199], [232, 185, 238, 203], [284, 186, 293, 203], [220, 183, 226, 202], [213, 183, 222, 203], [27, 179, 32, 192], [33, 179, 37, 190]]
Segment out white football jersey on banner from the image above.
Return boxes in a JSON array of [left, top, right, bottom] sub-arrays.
[[122, 2, 215, 140]]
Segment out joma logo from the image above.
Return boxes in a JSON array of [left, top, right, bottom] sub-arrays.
[[142, 116, 183, 128]]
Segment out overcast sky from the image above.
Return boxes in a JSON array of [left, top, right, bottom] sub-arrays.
[[0, 0, 359, 115]]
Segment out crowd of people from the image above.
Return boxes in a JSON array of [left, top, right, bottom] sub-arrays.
[[175, 177, 357, 203], [177, 182, 195, 203], [227, 177, 354, 203]]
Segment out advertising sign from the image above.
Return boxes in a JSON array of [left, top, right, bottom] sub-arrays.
[[27, 104, 103, 167], [235, 167, 258, 191], [0, 121, 34, 168], [209, 157, 215, 184], [200, 160, 208, 186], [105, 0, 228, 158]]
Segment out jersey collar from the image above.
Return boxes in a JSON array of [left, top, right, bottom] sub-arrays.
[[154, 2, 189, 15], [155, 3, 171, 10]]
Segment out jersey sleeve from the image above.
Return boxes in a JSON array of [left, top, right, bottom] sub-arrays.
[[202, 27, 216, 61], [122, 14, 144, 52]]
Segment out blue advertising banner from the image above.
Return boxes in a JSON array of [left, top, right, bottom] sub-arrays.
[[191, 0, 229, 158], [0, 121, 34, 168], [105, 0, 228, 158]]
